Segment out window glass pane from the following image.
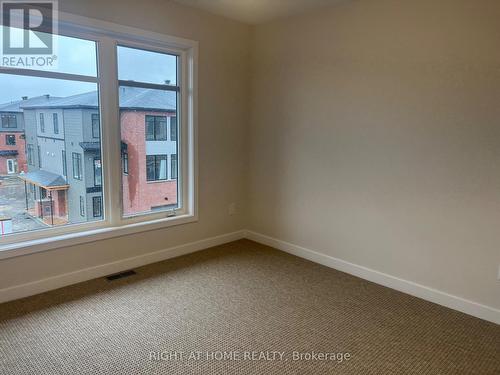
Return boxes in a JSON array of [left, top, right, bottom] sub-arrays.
[[119, 84, 178, 216], [117, 46, 177, 85], [0, 26, 98, 77], [0, 72, 104, 236], [145, 116, 155, 141], [170, 116, 177, 141], [91, 114, 100, 138], [94, 158, 102, 186]]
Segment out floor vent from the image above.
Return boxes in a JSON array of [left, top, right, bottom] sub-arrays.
[[106, 270, 137, 281]]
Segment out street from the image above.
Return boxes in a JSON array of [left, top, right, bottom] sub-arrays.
[[0, 175, 47, 234]]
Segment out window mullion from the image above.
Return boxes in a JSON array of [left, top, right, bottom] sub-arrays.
[[97, 37, 122, 227]]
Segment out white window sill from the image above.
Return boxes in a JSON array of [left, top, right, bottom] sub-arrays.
[[0, 213, 197, 260]]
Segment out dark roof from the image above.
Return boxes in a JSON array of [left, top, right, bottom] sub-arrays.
[[79, 142, 100, 151], [19, 170, 68, 189], [21, 86, 176, 112], [0, 150, 18, 156], [0, 95, 62, 113], [79, 141, 127, 151]]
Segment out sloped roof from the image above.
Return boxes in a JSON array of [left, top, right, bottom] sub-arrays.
[[19, 170, 68, 190], [0, 95, 62, 113], [20, 86, 176, 112]]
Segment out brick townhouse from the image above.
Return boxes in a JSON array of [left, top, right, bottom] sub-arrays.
[[0, 87, 177, 225]]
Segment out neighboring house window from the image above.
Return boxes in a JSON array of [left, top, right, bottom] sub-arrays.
[[79, 196, 85, 216], [53, 113, 59, 134], [37, 146, 42, 168], [91, 114, 100, 138], [94, 158, 102, 186], [5, 135, 16, 145], [146, 155, 167, 181], [27, 144, 34, 165], [1, 114, 17, 128], [92, 196, 102, 217], [170, 116, 177, 141], [62, 150, 67, 176], [72, 152, 82, 180], [145, 115, 167, 141], [122, 151, 129, 174], [170, 154, 177, 179], [39, 113, 45, 133], [40, 187, 47, 199]]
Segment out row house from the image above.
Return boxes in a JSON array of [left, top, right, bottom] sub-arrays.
[[12, 87, 177, 225]]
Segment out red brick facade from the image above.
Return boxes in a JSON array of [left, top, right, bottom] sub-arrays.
[[0, 132, 27, 175], [121, 111, 177, 216]]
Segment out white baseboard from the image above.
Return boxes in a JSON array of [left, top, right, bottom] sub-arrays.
[[0, 230, 246, 304], [245, 230, 500, 325], [2, 228, 498, 326]]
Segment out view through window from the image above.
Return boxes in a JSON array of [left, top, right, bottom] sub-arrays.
[[117, 46, 179, 217], [0, 31, 102, 235], [0, 21, 192, 241]]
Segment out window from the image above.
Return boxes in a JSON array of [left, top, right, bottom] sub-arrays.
[[92, 114, 100, 138], [37, 146, 42, 168], [0, 17, 196, 251], [93, 196, 102, 217], [5, 135, 15, 145], [27, 144, 34, 165], [122, 151, 129, 174], [39, 113, 45, 133], [146, 155, 167, 181], [72, 153, 82, 180], [1, 114, 17, 128], [62, 150, 67, 177], [118, 45, 184, 217], [94, 158, 102, 186], [170, 116, 177, 141], [146, 116, 167, 141], [79, 196, 85, 217], [171, 154, 177, 180], [53, 113, 59, 134]]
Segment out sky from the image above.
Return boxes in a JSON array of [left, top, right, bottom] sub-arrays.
[[0, 27, 177, 104]]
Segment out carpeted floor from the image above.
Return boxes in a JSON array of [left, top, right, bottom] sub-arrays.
[[0, 239, 499, 374]]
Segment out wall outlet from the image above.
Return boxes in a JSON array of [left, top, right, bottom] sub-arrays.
[[228, 203, 236, 216]]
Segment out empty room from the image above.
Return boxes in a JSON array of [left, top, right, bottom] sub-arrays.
[[0, 0, 499, 374]]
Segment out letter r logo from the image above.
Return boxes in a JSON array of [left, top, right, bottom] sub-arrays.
[[1, 1, 55, 55]]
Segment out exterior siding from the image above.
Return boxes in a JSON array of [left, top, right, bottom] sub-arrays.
[[121, 110, 177, 216], [63, 109, 87, 224]]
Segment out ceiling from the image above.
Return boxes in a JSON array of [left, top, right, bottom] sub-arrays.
[[172, 0, 345, 25]]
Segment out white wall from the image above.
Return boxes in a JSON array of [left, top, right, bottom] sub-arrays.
[[248, 0, 500, 310], [1, 0, 499, 317], [0, 0, 251, 288]]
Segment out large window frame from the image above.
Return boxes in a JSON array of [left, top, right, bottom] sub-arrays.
[[0, 12, 198, 257], [1, 114, 17, 128]]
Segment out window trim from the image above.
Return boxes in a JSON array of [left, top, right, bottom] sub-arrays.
[[53, 113, 59, 134], [146, 154, 168, 182], [92, 196, 102, 217], [1, 114, 17, 128], [72, 152, 82, 180], [91, 113, 100, 138], [5, 134, 16, 145], [39, 113, 45, 133], [0, 11, 198, 257], [93, 157, 102, 187], [145, 115, 168, 141], [79, 196, 85, 217]]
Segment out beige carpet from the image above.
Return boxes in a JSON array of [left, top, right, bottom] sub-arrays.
[[0, 239, 499, 374]]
